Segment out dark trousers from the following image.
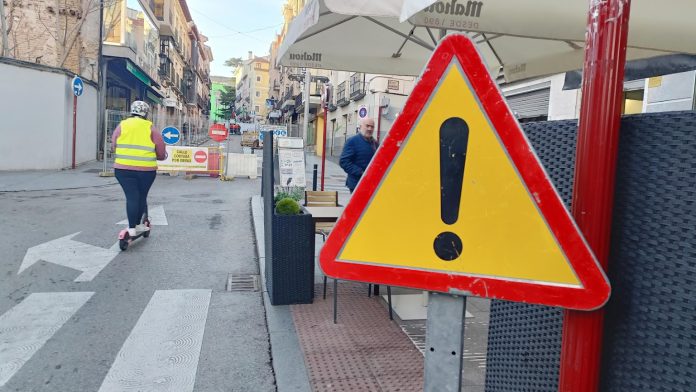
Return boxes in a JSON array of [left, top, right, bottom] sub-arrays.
[[115, 169, 156, 228]]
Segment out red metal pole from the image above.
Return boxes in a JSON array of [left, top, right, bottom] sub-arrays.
[[72, 95, 77, 169], [558, 1, 631, 391], [321, 106, 328, 191]]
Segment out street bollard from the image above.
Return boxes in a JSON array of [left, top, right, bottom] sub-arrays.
[[312, 164, 318, 191]]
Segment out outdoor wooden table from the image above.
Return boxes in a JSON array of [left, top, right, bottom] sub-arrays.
[[303, 206, 344, 223]]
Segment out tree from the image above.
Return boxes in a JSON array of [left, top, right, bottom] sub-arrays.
[[224, 57, 243, 68], [36, 0, 106, 67], [216, 86, 237, 120], [3, 0, 120, 73]]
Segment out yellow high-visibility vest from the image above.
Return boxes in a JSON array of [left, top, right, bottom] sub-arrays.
[[114, 117, 157, 168]]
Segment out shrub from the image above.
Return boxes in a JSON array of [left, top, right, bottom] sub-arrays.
[[274, 186, 304, 204], [275, 198, 301, 216]]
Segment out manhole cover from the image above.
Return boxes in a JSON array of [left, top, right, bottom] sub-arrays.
[[226, 274, 260, 292]]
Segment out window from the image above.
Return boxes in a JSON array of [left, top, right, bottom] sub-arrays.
[[256, 91, 260, 97], [150, 0, 164, 20], [255, 106, 260, 112], [622, 89, 644, 115], [257, 76, 261, 82]]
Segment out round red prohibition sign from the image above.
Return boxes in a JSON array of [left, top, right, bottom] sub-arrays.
[[194, 150, 208, 163]]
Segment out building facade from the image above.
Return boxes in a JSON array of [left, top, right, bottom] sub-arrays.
[[499, 71, 696, 123], [103, 0, 162, 113], [101, 0, 212, 141], [234, 52, 270, 122], [267, 0, 417, 155]]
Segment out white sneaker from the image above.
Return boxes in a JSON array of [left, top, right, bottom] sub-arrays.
[[135, 223, 150, 233], [127, 228, 137, 237]]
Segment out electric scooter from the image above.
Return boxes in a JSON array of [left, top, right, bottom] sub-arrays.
[[118, 210, 151, 251]]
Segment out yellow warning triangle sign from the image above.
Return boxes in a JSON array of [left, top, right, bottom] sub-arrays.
[[320, 34, 610, 310]]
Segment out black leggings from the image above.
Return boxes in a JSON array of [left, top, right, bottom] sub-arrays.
[[115, 169, 156, 228]]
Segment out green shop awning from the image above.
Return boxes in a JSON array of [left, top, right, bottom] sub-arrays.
[[126, 60, 155, 87]]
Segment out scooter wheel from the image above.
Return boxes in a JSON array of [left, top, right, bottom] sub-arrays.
[[119, 238, 129, 251], [142, 220, 151, 238]]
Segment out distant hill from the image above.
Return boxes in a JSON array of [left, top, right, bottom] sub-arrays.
[[211, 76, 234, 85]]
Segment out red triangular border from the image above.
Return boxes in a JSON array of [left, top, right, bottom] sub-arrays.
[[319, 34, 610, 310]]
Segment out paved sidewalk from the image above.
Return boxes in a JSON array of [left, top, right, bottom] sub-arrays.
[[293, 283, 423, 391], [0, 160, 118, 192], [252, 195, 425, 391]]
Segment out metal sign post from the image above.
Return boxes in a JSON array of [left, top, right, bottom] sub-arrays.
[[71, 76, 83, 169], [424, 292, 466, 392], [320, 83, 331, 191], [263, 131, 274, 270], [303, 69, 311, 142]]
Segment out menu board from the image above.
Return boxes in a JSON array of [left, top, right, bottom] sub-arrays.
[[277, 137, 306, 188]]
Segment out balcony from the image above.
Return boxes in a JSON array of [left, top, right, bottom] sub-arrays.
[[294, 92, 304, 113], [336, 81, 348, 107], [281, 89, 295, 111], [350, 73, 366, 101], [198, 94, 210, 113], [310, 81, 323, 96], [158, 56, 172, 81]]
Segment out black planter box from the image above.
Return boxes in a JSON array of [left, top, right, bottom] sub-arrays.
[[266, 208, 315, 305]]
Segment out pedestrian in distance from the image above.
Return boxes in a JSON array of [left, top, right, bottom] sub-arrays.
[[112, 101, 167, 248], [339, 117, 378, 193]]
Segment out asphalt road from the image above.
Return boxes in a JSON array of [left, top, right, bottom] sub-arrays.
[[0, 136, 274, 392]]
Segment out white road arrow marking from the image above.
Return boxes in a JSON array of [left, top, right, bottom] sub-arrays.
[[117, 205, 168, 226], [98, 290, 211, 392], [19, 233, 120, 282], [0, 292, 94, 386]]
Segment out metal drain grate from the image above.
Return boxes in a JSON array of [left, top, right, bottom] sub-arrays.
[[83, 168, 102, 173], [226, 274, 260, 292]]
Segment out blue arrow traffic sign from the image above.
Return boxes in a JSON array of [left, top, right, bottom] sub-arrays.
[[161, 126, 181, 145], [259, 128, 288, 142], [72, 76, 84, 97]]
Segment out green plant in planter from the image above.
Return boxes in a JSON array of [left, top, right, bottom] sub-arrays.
[[275, 197, 301, 215], [274, 186, 304, 204]]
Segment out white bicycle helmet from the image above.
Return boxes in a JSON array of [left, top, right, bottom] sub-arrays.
[[130, 100, 150, 118]]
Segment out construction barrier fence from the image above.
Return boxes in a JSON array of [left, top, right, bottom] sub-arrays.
[[101, 110, 210, 176]]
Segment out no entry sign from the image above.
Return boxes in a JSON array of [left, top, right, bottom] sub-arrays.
[[209, 123, 228, 142]]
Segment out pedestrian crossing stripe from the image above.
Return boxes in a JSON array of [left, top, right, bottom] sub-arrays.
[[0, 290, 210, 391], [319, 34, 610, 310], [0, 292, 94, 387]]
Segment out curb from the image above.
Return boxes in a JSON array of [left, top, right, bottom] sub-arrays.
[[251, 196, 312, 392]]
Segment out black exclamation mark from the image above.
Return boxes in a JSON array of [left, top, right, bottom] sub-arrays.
[[434, 117, 469, 261]]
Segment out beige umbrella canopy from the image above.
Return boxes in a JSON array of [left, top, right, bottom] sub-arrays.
[[277, 0, 696, 81]]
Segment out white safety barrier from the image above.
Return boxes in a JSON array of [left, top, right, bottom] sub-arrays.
[[225, 153, 259, 179]]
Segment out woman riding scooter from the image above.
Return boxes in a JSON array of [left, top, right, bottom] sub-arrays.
[[112, 101, 167, 244]]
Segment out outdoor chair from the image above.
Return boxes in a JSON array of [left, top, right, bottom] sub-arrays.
[[305, 190, 393, 323]]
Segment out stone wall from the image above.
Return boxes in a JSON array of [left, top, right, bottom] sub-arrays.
[[2, 0, 101, 81]]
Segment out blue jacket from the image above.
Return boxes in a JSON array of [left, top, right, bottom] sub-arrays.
[[340, 134, 378, 191]]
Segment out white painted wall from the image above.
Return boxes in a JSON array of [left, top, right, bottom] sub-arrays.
[[644, 71, 696, 113], [547, 74, 580, 120], [0, 62, 97, 170]]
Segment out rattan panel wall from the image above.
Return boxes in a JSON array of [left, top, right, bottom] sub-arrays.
[[485, 112, 696, 392]]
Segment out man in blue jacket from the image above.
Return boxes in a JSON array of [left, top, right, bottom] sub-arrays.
[[340, 118, 378, 193]]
